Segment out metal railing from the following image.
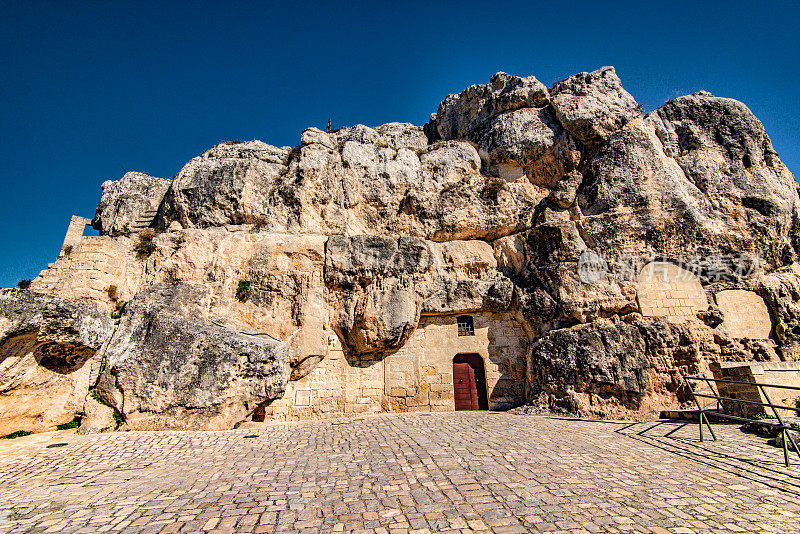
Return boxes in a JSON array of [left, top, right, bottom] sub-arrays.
[[684, 374, 800, 467]]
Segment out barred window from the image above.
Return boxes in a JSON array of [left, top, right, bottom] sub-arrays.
[[457, 315, 474, 336]]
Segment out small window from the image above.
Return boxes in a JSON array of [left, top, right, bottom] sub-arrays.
[[457, 315, 474, 336]]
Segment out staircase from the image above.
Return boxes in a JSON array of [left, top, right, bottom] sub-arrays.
[[131, 209, 159, 233]]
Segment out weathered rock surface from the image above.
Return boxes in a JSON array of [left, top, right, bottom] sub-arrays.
[[155, 127, 540, 242], [77, 393, 116, 434], [325, 235, 513, 357], [93, 172, 171, 235], [426, 72, 579, 186], [0, 290, 112, 435], [529, 320, 650, 415], [11, 66, 800, 427], [96, 283, 288, 430], [550, 66, 640, 145], [649, 92, 800, 269], [160, 141, 292, 230]]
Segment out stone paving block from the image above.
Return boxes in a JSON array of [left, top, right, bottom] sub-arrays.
[[0, 413, 798, 533]]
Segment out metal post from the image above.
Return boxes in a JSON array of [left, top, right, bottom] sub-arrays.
[[699, 376, 719, 441], [758, 384, 800, 466], [687, 376, 716, 442]]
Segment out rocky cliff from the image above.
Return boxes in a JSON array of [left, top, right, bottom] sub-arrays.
[[3, 66, 799, 431]]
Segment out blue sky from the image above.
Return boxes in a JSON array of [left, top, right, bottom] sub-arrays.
[[1, 1, 798, 288]]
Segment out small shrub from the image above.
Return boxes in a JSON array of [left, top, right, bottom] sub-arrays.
[[62, 245, 73, 256], [56, 417, 81, 430], [752, 410, 771, 420], [4, 430, 31, 439], [106, 284, 119, 302], [16, 279, 31, 290], [236, 280, 251, 302], [121, 225, 131, 237], [134, 229, 157, 258], [110, 300, 126, 321], [342, 160, 350, 168]]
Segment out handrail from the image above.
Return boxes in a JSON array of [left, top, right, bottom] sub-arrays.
[[683, 374, 800, 467], [685, 374, 800, 392], [691, 392, 800, 412]]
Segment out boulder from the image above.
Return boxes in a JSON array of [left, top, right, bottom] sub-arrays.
[[649, 92, 800, 270], [0, 289, 112, 435], [160, 141, 292, 230], [426, 72, 550, 142], [529, 320, 650, 407], [550, 66, 640, 145], [426, 72, 579, 185], [325, 235, 514, 357], [93, 172, 171, 236], [77, 393, 116, 434], [96, 283, 288, 430]]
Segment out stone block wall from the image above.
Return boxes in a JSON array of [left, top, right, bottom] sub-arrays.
[[59, 215, 92, 257], [258, 311, 529, 420], [715, 289, 772, 339], [638, 262, 708, 323], [710, 361, 800, 419], [30, 236, 143, 309]]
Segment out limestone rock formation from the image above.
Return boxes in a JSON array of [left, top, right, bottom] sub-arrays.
[[325, 235, 513, 357], [96, 284, 287, 430], [93, 172, 171, 235], [529, 320, 650, 414], [7, 65, 800, 428], [77, 393, 117, 434], [550, 66, 640, 145], [0, 290, 112, 435]]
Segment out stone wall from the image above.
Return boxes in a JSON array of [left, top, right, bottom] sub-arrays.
[[30, 236, 143, 309], [59, 215, 91, 257], [637, 262, 708, 322], [715, 290, 772, 339], [710, 361, 800, 418], [257, 311, 529, 420]]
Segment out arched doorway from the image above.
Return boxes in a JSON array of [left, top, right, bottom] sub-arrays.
[[453, 353, 488, 410]]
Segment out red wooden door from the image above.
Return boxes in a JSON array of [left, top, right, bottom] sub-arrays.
[[453, 361, 479, 410]]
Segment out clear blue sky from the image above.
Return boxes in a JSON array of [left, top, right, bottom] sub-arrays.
[[1, 1, 798, 288]]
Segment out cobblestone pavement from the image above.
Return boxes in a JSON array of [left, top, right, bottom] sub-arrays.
[[0, 412, 799, 534]]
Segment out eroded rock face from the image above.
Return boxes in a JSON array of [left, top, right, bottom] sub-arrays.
[[0, 290, 112, 435], [550, 66, 640, 145], [649, 93, 800, 269], [93, 172, 171, 235], [96, 284, 287, 430], [426, 72, 579, 186], [325, 235, 513, 357], [13, 65, 800, 426], [161, 141, 292, 230], [529, 320, 650, 415]]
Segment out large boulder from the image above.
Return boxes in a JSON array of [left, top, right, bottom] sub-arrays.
[[0, 290, 112, 435], [160, 141, 292, 230], [550, 66, 640, 145], [93, 172, 171, 235], [325, 235, 514, 357], [426, 72, 550, 142], [648, 92, 800, 269], [426, 72, 579, 185], [529, 320, 650, 409], [96, 283, 288, 430], [158, 125, 539, 241]]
